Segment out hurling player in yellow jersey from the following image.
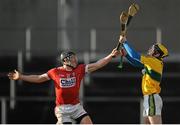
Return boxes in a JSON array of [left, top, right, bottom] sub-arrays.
[[119, 35, 168, 124]]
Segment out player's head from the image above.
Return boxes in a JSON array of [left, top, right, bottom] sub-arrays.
[[60, 51, 78, 68], [147, 43, 168, 59]]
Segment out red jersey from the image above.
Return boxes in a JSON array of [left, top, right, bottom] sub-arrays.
[[47, 64, 86, 106]]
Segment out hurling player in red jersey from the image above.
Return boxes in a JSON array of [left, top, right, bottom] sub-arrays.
[[8, 49, 119, 124]]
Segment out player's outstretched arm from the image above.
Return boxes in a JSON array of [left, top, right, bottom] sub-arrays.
[[126, 54, 144, 68], [87, 49, 119, 73], [119, 35, 141, 61], [8, 70, 50, 83], [119, 35, 144, 68]]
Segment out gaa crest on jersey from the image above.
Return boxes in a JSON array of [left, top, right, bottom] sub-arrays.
[[60, 77, 76, 88]]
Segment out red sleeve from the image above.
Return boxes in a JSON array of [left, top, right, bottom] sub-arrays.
[[47, 68, 56, 80], [78, 64, 86, 78]]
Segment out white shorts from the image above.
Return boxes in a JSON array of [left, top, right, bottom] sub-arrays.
[[143, 94, 163, 117], [55, 103, 87, 124]]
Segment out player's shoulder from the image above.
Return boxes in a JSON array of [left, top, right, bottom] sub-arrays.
[[77, 63, 85, 67], [75, 64, 86, 70], [78, 63, 85, 67], [48, 66, 63, 72], [141, 55, 154, 59], [141, 55, 154, 63], [141, 55, 162, 64]]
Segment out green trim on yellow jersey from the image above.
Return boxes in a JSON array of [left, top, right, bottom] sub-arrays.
[[144, 67, 162, 82], [140, 55, 163, 95]]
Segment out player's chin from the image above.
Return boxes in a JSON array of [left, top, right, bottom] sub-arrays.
[[73, 63, 78, 68], [147, 51, 152, 56]]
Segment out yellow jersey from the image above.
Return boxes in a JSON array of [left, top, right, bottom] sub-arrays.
[[141, 55, 163, 95]]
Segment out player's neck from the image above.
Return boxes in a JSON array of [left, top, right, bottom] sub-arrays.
[[63, 65, 73, 71]]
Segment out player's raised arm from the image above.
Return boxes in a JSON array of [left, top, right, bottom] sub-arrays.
[[86, 48, 119, 73], [119, 35, 141, 61], [119, 35, 144, 68], [8, 70, 50, 83]]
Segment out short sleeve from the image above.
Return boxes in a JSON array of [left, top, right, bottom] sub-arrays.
[[47, 68, 56, 80], [77, 64, 86, 77], [80, 64, 86, 74]]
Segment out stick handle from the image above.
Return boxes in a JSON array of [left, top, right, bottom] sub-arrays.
[[127, 15, 133, 26], [116, 42, 121, 50], [112, 42, 122, 58], [118, 55, 123, 69]]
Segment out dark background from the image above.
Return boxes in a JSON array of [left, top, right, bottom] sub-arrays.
[[0, 0, 180, 124]]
